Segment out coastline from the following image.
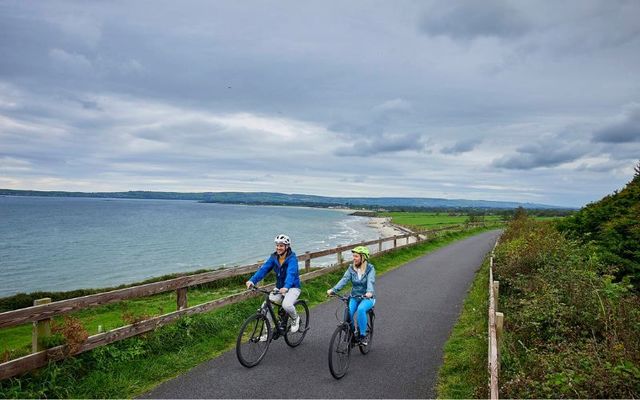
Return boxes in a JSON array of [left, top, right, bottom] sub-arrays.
[[367, 216, 413, 238], [0, 200, 405, 300]]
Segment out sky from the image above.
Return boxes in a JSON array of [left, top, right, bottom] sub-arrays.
[[1, 1, 639, 208]]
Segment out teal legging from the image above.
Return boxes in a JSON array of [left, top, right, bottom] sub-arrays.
[[349, 297, 375, 337]]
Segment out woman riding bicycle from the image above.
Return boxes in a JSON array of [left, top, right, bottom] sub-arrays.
[[246, 234, 301, 334], [326, 246, 375, 345]]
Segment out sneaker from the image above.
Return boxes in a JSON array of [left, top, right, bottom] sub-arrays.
[[358, 334, 368, 346], [259, 333, 269, 342], [290, 315, 301, 333]]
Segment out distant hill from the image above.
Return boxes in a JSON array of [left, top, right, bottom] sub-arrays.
[[0, 189, 565, 210]]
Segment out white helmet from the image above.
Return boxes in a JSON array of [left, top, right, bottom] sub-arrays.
[[274, 234, 291, 246]]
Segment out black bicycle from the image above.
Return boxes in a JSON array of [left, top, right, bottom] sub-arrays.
[[236, 286, 310, 367], [327, 293, 375, 379]]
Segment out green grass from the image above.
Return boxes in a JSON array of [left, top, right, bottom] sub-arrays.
[[379, 212, 503, 231], [436, 257, 490, 399], [0, 276, 256, 355], [1, 226, 496, 398]]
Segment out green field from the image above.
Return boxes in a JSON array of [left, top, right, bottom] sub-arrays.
[[380, 211, 503, 231]]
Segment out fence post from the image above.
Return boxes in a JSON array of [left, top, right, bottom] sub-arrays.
[[337, 246, 343, 265], [378, 237, 382, 252], [393, 235, 397, 248], [32, 298, 52, 353], [177, 288, 188, 310], [492, 281, 500, 311], [496, 311, 504, 374], [305, 251, 311, 273], [496, 312, 504, 343]]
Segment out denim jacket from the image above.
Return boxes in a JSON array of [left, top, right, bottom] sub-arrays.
[[331, 262, 375, 297]]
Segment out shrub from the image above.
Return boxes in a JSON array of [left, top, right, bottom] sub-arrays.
[[495, 217, 640, 398]]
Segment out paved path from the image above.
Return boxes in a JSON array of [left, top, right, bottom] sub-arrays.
[[141, 230, 501, 399]]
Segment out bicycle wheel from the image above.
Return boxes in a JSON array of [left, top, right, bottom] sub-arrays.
[[284, 299, 309, 347], [328, 324, 351, 379], [236, 314, 271, 368], [359, 309, 375, 355]]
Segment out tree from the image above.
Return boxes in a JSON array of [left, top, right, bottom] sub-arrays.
[[513, 206, 527, 220], [557, 160, 640, 288]]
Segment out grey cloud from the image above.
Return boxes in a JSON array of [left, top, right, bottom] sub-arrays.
[[547, 2, 640, 54], [372, 98, 412, 113], [574, 159, 631, 173], [1, 1, 640, 208], [340, 176, 368, 183], [334, 133, 427, 157], [592, 104, 640, 143], [492, 138, 588, 170], [441, 138, 483, 155], [49, 48, 93, 73], [419, 0, 531, 41]]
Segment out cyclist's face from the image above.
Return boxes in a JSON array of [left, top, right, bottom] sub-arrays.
[[352, 253, 362, 266], [275, 243, 287, 255]]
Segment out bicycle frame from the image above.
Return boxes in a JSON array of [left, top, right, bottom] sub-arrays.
[[253, 286, 288, 339], [332, 294, 366, 336], [327, 293, 374, 379]]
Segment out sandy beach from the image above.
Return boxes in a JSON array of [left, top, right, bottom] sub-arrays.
[[367, 216, 413, 238]]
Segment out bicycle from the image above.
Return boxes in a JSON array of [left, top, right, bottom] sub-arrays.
[[327, 293, 375, 379], [236, 286, 310, 367]]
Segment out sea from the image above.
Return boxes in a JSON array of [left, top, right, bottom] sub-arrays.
[[0, 196, 380, 298]]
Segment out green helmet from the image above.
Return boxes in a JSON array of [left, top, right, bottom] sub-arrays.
[[351, 246, 370, 261]]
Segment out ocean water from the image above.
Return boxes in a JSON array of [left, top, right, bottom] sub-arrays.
[[0, 196, 380, 298]]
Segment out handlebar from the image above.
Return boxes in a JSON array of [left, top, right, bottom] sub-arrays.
[[249, 285, 279, 295], [328, 293, 368, 301]]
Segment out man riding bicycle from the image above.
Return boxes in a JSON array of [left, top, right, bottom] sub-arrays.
[[327, 246, 376, 345], [246, 234, 301, 337]]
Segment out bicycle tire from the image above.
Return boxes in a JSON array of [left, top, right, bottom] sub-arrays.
[[236, 313, 271, 368], [328, 324, 351, 379], [359, 309, 375, 355], [284, 299, 309, 347]]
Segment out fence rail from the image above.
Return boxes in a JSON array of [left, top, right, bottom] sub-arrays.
[[0, 222, 489, 380], [488, 238, 504, 399]]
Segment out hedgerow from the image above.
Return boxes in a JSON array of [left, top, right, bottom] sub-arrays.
[[494, 216, 640, 398]]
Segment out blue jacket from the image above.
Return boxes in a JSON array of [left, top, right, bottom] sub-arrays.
[[331, 262, 376, 297], [249, 250, 301, 289]]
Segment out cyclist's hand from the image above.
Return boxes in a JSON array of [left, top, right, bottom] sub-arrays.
[[279, 287, 288, 295], [365, 292, 373, 298], [245, 281, 254, 289], [326, 289, 334, 296]]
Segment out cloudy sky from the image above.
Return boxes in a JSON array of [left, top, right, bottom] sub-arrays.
[[1, 0, 639, 208]]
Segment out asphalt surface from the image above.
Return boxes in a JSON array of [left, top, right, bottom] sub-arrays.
[[140, 230, 501, 399]]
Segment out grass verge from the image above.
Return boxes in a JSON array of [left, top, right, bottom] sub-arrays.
[[0, 226, 497, 398], [436, 257, 490, 399]]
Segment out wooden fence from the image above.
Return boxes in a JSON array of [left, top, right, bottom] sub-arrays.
[[0, 222, 487, 380], [488, 238, 504, 399]]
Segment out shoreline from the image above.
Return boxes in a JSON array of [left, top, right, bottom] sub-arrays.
[[367, 216, 413, 238], [0, 204, 405, 301]]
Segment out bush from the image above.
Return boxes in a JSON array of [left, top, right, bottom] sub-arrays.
[[557, 161, 640, 288], [495, 217, 640, 398]]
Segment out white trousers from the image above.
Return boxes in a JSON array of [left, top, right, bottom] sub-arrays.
[[266, 287, 301, 320]]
